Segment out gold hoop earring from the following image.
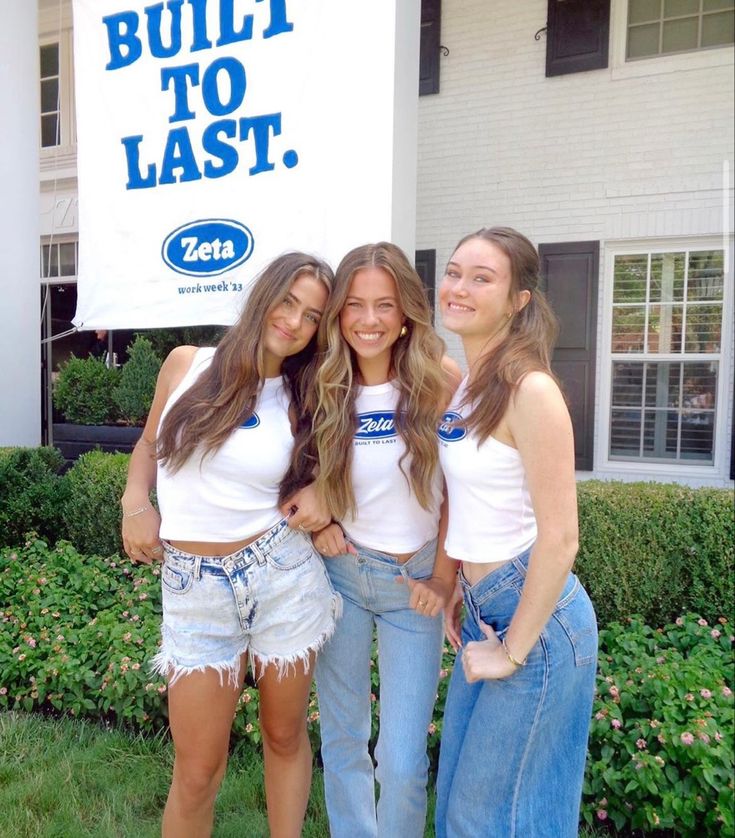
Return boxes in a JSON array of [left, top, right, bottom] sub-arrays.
[[399, 325, 408, 337], [506, 311, 512, 319]]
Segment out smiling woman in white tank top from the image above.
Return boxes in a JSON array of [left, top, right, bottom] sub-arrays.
[[297, 242, 460, 838], [434, 227, 598, 838]]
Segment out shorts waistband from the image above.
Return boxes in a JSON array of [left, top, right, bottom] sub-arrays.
[[162, 518, 290, 573]]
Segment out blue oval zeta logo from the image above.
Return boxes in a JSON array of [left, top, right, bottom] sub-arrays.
[[438, 411, 466, 442], [355, 411, 396, 439], [239, 413, 260, 430], [162, 218, 254, 277]]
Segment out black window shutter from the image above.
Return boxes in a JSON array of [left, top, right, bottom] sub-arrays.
[[414, 249, 436, 321], [420, 0, 441, 95], [546, 0, 610, 77], [539, 241, 599, 471]]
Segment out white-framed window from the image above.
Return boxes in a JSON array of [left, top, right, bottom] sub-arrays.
[[626, 0, 734, 60], [41, 239, 78, 280], [38, 2, 76, 158], [601, 238, 732, 473]]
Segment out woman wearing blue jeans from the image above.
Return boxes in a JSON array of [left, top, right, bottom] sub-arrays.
[[306, 243, 460, 838], [435, 227, 598, 837]]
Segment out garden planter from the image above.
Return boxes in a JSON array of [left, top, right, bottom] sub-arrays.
[[52, 423, 142, 463]]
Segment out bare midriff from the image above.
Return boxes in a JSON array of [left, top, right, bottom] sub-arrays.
[[168, 528, 271, 557], [460, 558, 510, 586]]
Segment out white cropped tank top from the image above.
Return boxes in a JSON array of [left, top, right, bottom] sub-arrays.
[[341, 381, 442, 553], [156, 348, 293, 541], [439, 377, 537, 563]]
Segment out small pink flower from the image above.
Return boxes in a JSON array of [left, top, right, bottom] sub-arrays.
[[609, 685, 619, 698], [715, 731, 723, 742], [439, 669, 448, 679], [26, 637, 36, 648], [636, 738, 647, 750], [700, 689, 712, 699], [698, 732, 710, 744], [123, 632, 132, 642], [650, 719, 660, 728], [0, 687, 7, 695], [718, 616, 727, 624], [157, 685, 167, 694], [675, 617, 684, 626], [595, 711, 605, 720], [428, 722, 437, 734], [138, 593, 148, 600], [245, 723, 253, 733], [711, 629, 721, 639], [685, 693, 694, 701], [243, 692, 252, 703], [722, 686, 732, 697], [698, 618, 708, 626], [611, 719, 622, 729], [680, 732, 695, 746], [596, 810, 608, 821], [132, 663, 141, 670], [18, 654, 26, 661]]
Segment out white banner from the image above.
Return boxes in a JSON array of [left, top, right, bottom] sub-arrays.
[[72, 0, 419, 329]]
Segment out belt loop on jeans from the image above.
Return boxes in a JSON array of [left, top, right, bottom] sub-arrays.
[[194, 555, 202, 581], [249, 541, 266, 566]]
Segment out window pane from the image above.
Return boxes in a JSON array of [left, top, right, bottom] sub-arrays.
[[684, 305, 722, 352], [688, 250, 724, 300], [59, 243, 77, 277], [665, 0, 699, 16], [630, 0, 662, 24], [41, 114, 59, 147], [662, 16, 699, 51], [650, 252, 684, 302], [40, 43, 59, 78], [647, 304, 683, 353], [644, 361, 680, 407], [642, 409, 679, 458], [612, 362, 644, 406], [41, 245, 51, 277], [680, 420, 715, 461], [613, 254, 648, 302], [628, 22, 661, 56], [683, 361, 717, 409], [610, 409, 642, 457], [41, 78, 59, 114], [613, 306, 646, 352], [703, 0, 734, 11], [46, 244, 59, 277], [702, 10, 735, 45]]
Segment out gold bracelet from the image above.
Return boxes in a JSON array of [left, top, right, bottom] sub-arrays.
[[502, 636, 527, 668], [122, 504, 151, 518]]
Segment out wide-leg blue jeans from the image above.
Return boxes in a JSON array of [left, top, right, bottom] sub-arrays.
[[435, 548, 598, 838]]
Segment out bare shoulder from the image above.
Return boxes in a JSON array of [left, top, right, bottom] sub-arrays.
[[158, 345, 200, 392], [510, 370, 571, 439], [514, 370, 565, 408]]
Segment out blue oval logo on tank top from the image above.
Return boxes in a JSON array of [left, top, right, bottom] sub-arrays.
[[239, 413, 260, 429], [437, 411, 466, 442], [355, 411, 397, 439]]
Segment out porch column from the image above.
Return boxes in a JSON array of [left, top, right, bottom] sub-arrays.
[[0, 1, 40, 445]]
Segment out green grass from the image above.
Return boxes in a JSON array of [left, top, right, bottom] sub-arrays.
[[0, 712, 605, 837], [0, 711, 328, 837]]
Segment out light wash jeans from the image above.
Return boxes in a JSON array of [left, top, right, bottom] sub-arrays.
[[316, 537, 444, 838], [435, 547, 598, 838]]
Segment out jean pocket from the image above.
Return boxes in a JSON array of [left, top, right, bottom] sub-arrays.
[[552, 589, 598, 668], [266, 531, 315, 572], [161, 562, 194, 595]]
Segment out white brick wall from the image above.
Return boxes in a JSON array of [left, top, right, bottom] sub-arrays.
[[417, 0, 734, 487]]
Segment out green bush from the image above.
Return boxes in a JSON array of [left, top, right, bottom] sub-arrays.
[[53, 355, 120, 425], [576, 482, 734, 626], [583, 614, 734, 836], [63, 451, 132, 557], [0, 447, 69, 548], [113, 336, 161, 425], [138, 326, 224, 360]]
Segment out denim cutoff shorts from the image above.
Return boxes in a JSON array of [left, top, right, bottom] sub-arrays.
[[150, 519, 342, 686]]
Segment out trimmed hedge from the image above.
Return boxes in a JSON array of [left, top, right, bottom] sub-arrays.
[[0, 447, 69, 548], [53, 355, 120, 425], [576, 481, 734, 627], [62, 451, 132, 558]]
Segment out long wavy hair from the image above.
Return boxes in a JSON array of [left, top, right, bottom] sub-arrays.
[[156, 252, 333, 474], [452, 226, 559, 444], [307, 242, 445, 519]]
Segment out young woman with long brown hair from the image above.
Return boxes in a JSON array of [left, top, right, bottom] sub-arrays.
[[434, 227, 598, 837], [306, 242, 460, 838], [121, 252, 340, 838]]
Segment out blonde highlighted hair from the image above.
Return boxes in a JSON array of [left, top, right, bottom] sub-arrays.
[[309, 242, 445, 519]]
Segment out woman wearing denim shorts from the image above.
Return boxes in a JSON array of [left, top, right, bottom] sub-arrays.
[[121, 253, 341, 838], [304, 243, 461, 838], [435, 227, 598, 838]]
